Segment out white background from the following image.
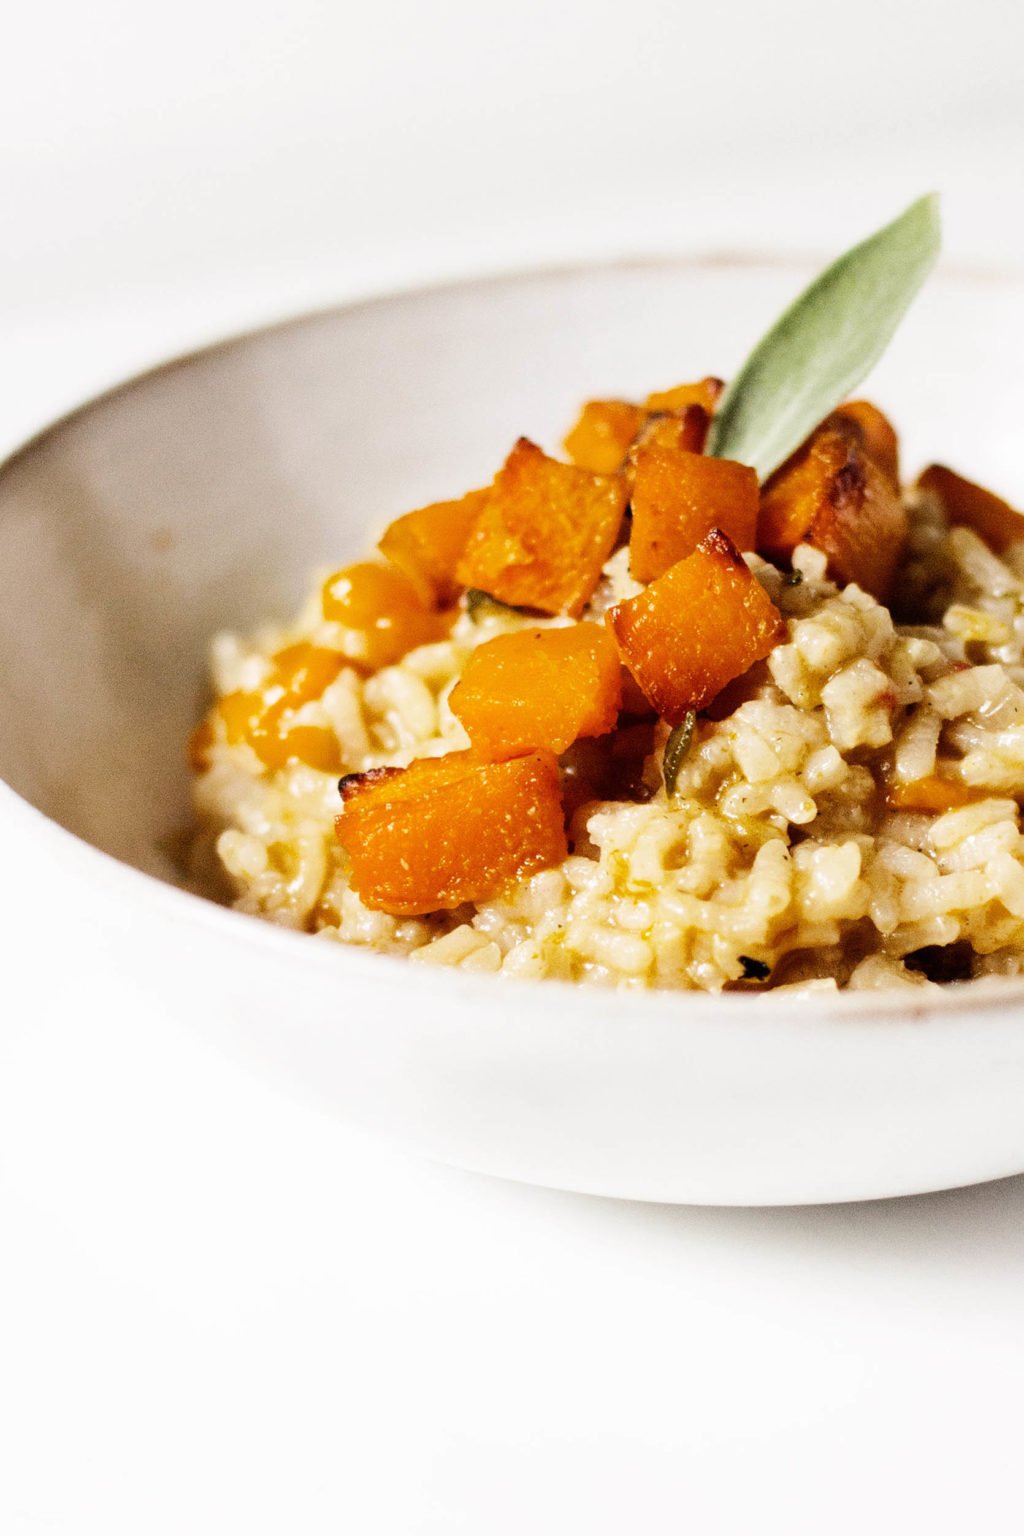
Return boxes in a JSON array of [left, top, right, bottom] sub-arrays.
[[3, 2, 1024, 1531]]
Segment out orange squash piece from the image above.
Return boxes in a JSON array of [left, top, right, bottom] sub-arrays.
[[322, 561, 449, 668], [887, 775, 981, 814], [455, 438, 628, 617], [378, 488, 489, 605], [918, 464, 1024, 554], [217, 691, 343, 774], [219, 689, 269, 751], [758, 425, 907, 603], [336, 750, 568, 914], [607, 529, 785, 722], [635, 403, 711, 456], [264, 722, 343, 774], [644, 377, 724, 415], [563, 399, 646, 474], [629, 445, 759, 582], [449, 624, 622, 759], [198, 643, 347, 774], [828, 400, 900, 484], [270, 643, 346, 705]]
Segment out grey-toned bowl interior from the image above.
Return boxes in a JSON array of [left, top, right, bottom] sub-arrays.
[[1, 260, 1021, 881]]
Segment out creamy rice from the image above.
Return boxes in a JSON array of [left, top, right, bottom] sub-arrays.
[[189, 487, 1024, 992]]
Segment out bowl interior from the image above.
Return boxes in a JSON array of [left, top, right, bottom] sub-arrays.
[[1, 259, 1022, 876]]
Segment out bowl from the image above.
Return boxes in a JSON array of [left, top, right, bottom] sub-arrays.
[[3, 256, 1024, 1206]]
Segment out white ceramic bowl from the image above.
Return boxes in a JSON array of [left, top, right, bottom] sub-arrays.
[[3, 257, 1024, 1205]]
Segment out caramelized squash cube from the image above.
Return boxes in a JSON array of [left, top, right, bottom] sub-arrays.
[[828, 400, 900, 484], [321, 561, 449, 668], [635, 403, 711, 456], [336, 750, 568, 914], [455, 438, 628, 617], [217, 691, 343, 774], [378, 488, 490, 605], [449, 623, 622, 759], [918, 464, 1024, 553], [644, 377, 725, 415], [563, 399, 646, 474], [607, 529, 785, 722], [758, 426, 907, 603], [273, 726, 343, 774], [629, 445, 759, 582], [219, 689, 271, 749], [270, 643, 345, 705]]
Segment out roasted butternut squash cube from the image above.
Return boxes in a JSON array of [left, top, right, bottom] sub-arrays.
[[758, 426, 907, 603], [634, 403, 711, 457], [629, 445, 759, 582], [607, 529, 785, 722], [216, 691, 343, 774], [918, 464, 1024, 553], [449, 623, 622, 759], [378, 488, 489, 605], [563, 399, 646, 474], [322, 561, 449, 668], [336, 750, 568, 914], [455, 438, 628, 617], [272, 725, 343, 773], [270, 643, 346, 705], [218, 689, 268, 750], [828, 400, 900, 484], [644, 377, 724, 415]]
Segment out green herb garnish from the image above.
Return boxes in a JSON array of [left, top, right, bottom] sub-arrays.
[[663, 710, 697, 796], [465, 588, 524, 623], [706, 194, 941, 481], [738, 955, 771, 981]]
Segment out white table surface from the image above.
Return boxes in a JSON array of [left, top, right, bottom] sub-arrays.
[[3, 2, 1024, 1530]]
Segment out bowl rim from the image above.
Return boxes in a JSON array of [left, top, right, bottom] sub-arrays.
[[5, 245, 1023, 477], [4, 250, 1024, 1025]]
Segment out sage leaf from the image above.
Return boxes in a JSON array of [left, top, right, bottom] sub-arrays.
[[465, 588, 524, 623], [663, 710, 697, 796], [706, 194, 941, 482]]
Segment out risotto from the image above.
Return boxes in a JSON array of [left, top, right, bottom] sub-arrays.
[[187, 389, 1024, 993], [188, 200, 1024, 993]]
